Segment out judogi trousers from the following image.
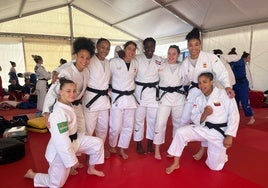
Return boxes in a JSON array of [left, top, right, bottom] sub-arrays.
[[84, 109, 109, 142], [168, 125, 228, 171], [180, 88, 202, 125], [153, 105, 183, 145], [109, 108, 135, 149], [36, 80, 47, 112], [34, 134, 104, 188], [134, 106, 158, 141]]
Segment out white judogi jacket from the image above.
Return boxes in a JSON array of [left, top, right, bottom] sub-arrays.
[[46, 101, 78, 168], [35, 64, 51, 81], [43, 63, 88, 113], [158, 62, 188, 106], [82, 55, 110, 111], [183, 51, 231, 88], [110, 57, 138, 109], [134, 54, 163, 107], [191, 87, 239, 137]]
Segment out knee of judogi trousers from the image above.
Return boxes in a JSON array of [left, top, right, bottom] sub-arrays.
[[153, 105, 171, 145], [109, 108, 123, 147], [118, 108, 135, 149], [134, 105, 147, 141]]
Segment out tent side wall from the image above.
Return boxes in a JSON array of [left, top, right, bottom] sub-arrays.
[[202, 23, 268, 91]]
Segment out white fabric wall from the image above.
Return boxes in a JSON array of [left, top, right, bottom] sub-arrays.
[[0, 38, 25, 89], [202, 24, 268, 91]]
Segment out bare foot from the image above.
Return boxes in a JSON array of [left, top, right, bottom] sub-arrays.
[[109, 147, 117, 154], [193, 147, 206, 160], [247, 117, 255, 125], [119, 148, 128, 160], [87, 166, 105, 177], [24, 169, 36, 179], [166, 163, 180, 174], [154, 150, 162, 160], [70, 167, 78, 175]]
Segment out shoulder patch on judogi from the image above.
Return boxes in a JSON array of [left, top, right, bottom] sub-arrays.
[[57, 121, 68, 134]]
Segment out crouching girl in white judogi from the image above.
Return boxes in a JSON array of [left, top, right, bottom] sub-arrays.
[[153, 45, 188, 160], [25, 78, 104, 188], [166, 72, 239, 174]]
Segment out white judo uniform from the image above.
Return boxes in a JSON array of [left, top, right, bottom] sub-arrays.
[[34, 101, 104, 188], [82, 55, 111, 142], [109, 57, 138, 149], [168, 87, 239, 170], [43, 63, 88, 133], [180, 51, 231, 126], [34, 64, 51, 112], [134, 54, 162, 141], [153, 62, 188, 145]]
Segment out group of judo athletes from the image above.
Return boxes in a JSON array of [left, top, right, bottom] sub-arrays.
[[24, 27, 240, 187]]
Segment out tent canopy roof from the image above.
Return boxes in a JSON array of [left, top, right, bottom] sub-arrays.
[[1, 0, 268, 42]]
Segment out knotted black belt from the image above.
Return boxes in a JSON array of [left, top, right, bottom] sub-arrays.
[[85, 87, 109, 108], [72, 98, 82, 106], [188, 81, 199, 90], [135, 81, 159, 100], [69, 132, 77, 142], [205, 122, 227, 137], [158, 85, 185, 101], [112, 88, 138, 104]]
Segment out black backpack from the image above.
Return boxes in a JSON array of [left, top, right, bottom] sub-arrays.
[[0, 116, 11, 135]]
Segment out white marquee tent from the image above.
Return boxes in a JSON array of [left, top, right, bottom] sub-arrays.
[[0, 0, 268, 91]]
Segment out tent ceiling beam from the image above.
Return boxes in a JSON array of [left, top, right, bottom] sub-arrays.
[[18, 0, 27, 18], [152, 0, 197, 28], [0, 4, 67, 23], [202, 18, 268, 33], [73, 5, 141, 41]]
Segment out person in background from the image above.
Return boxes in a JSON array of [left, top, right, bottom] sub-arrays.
[[8, 78, 24, 101], [213, 49, 236, 88], [23, 78, 35, 94], [0, 66, 4, 99], [133, 37, 163, 154], [242, 51, 253, 89], [114, 45, 124, 59], [33, 55, 51, 115], [153, 45, 188, 160], [59, 58, 67, 67], [82, 38, 111, 158], [166, 72, 239, 174], [9, 61, 19, 84], [24, 78, 104, 188], [228, 48, 255, 125], [109, 41, 138, 159]]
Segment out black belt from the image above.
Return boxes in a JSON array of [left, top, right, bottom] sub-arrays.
[[205, 122, 227, 137], [72, 98, 82, 106], [85, 87, 109, 108], [69, 132, 77, 142], [135, 81, 159, 100], [158, 85, 185, 101], [112, 88, 138, 104], [188, 81, 199, 90], [38, 78, 48, 81]]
